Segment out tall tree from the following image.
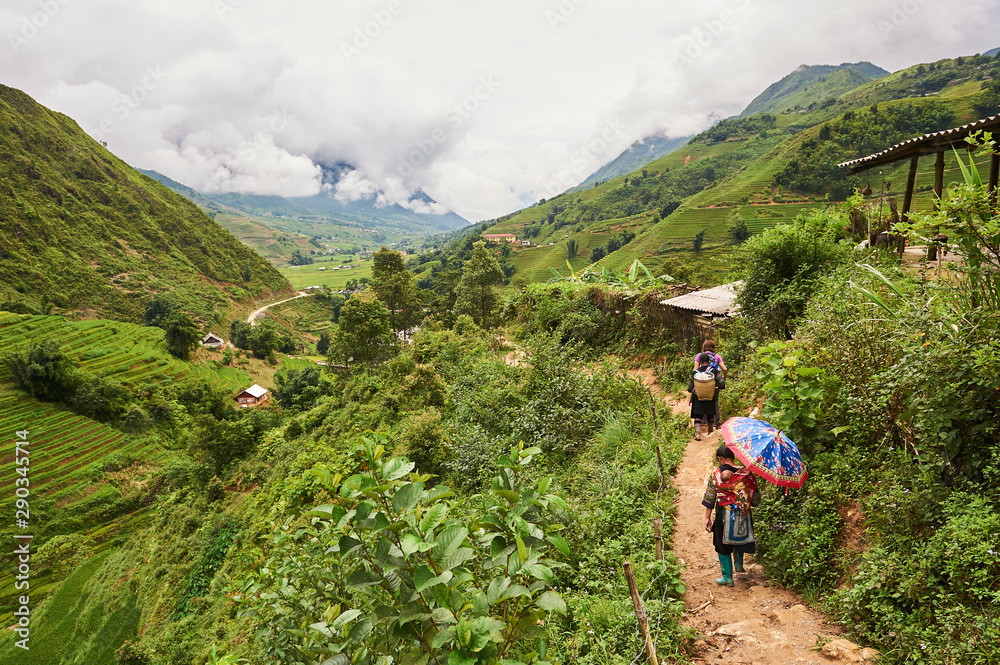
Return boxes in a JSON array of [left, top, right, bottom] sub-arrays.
[[163, 312, 201, 360], [371, 247, 419, 332], [331, 293, 396, 369], [455, 241, 505, 328]]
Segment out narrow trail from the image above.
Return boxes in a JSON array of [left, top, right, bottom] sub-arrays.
[[661, 389, 877, 665], [247, 291, 311, 324]]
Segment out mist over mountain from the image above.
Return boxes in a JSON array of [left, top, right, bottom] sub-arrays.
[[142, 163, 469, 234]]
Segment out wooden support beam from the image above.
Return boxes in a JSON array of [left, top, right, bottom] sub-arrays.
[[934, 151, 945, 202], [928, 151, 946, 261], [900, 154, 919, 257]]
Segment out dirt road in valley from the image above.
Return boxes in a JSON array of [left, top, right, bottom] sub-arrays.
[[247, 291, 311, 324]]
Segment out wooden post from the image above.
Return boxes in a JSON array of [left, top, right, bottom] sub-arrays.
[[655, 445, 664, 483], [623, 562, 659, 665], [900, 154, 920, 257], [929, 151, 945, 261], [653, 519, 663, 561]]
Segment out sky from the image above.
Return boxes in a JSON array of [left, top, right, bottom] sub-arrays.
[[1, 0, 997, 222]]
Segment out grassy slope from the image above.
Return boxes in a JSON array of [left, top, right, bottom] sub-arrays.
[[0, 85, 293, 323], [481, 55, 996, 284]]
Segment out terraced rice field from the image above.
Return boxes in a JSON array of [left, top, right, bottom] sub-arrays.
[[0, 312, 256, 615], [0, 314, 251, 392]]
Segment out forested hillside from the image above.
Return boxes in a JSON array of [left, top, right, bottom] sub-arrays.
[[473, 52, 1000, 284], [0, 86, 292, 323]]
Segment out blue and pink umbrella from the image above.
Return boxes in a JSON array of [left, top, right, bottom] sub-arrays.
[[720, 417, 808, 489]]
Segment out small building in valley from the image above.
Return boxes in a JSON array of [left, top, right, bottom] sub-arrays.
[[235, 384, 270, 408], [201, 333, 225, 349], [483, 233, 517, 244]]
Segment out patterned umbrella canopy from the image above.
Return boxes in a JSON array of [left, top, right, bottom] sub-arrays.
[[720, 417, 808, 489]]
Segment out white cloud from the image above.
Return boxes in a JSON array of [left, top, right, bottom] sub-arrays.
[[1, 0, 996, 221]]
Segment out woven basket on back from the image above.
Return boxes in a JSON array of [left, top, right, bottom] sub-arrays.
[[693, 372, 716, 401]]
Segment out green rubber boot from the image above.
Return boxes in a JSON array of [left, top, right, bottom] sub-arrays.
[[716, 554, 734, 586], [733, 550, 745, 573]]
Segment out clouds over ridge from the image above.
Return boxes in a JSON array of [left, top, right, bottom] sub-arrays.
[[1, 0, 997, 220]]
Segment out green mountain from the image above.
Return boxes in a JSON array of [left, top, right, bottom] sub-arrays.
[[576, 134, 691, 188], [0, 85, 293, 323], [740, 62, 888, 116], [467, 53, 996, 285]]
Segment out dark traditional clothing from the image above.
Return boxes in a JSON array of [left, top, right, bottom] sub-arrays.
[[688, 368, 720, 423], [702, 464, 760, 555]]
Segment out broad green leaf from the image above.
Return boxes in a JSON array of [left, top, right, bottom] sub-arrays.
[[332, 609, 363, 630], [382, 457, 416, 481], [340, 474, 375, 498], [309, 621, 333, 637], [338, 536, 363, 557], [534, 590, 567, 613], [448, 650, 476, 665], [469, 617, 493, 652], [432, 525, 469, 560], [492, 489, 519, 504], [305, 504, 344, 521], [414, 566, 453, 592], [432, 626, 457, 649], [441, 547, 476, 571], [432, 607, 457, 625], [795, 367, 823, 377], [487, 577, 511, 605], [499, 584, 530, 601], [425, 486, 456, 502], [514, 535, 528, 566], [470, 589, 489, 616], [457, 619, 472, 646], [546, 534, 569, 556], [420, 503, 448, 533], [345, 569, 381, 589], [401, 532, 426, 557], [522, 564, 553, 582], [347, 618, 373, 643], [392, 482, 424, 514]]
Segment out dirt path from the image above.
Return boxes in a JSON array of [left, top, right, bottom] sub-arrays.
[[247, 292, 311, 324], [661, 391, 876, 665]]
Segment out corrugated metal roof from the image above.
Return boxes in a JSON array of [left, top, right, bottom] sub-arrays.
[[659, 281, 741, 316], [243, 384, 268, 398], [838, 114, 1000, 173]]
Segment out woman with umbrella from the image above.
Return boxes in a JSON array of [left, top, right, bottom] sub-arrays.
[[702, 445, 759, 586], [702, 417, 809, 586]]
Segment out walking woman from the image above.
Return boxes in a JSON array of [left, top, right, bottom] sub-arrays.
[[702, 445, 760, 586], [693, 340, 727, 430]]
